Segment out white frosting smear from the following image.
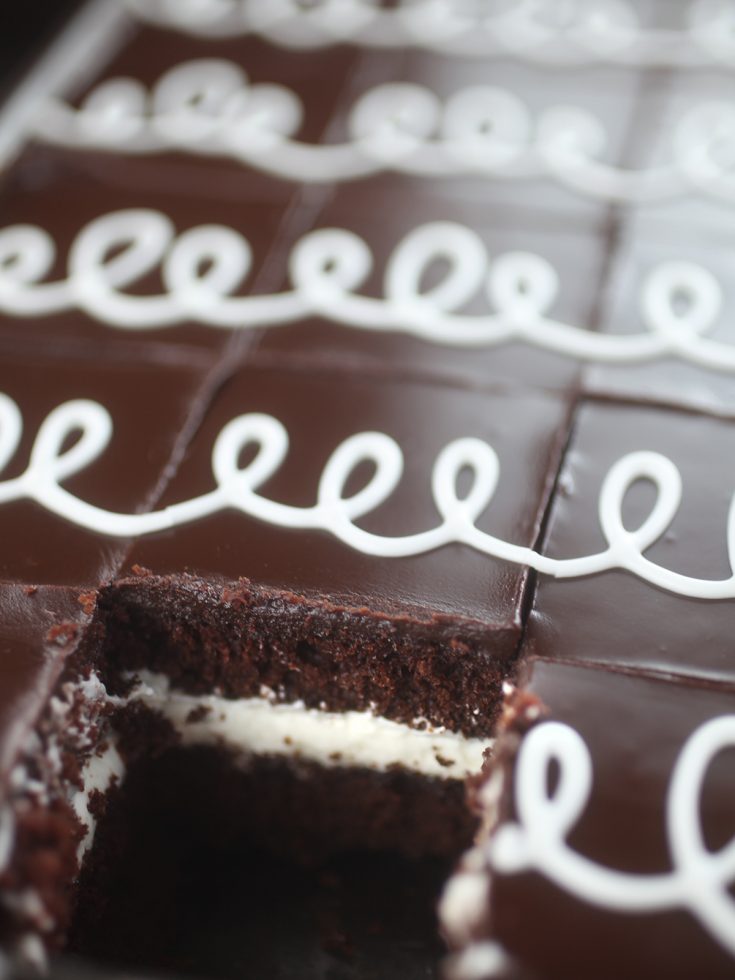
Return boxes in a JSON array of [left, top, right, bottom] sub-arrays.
[[70, 742, 125, 862], [35, 61, 735, 203], [124, 0, 735, 70], [490, 717, 735, 958], [128, 671, 490, 781]]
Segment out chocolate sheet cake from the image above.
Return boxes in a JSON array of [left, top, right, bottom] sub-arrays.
[[0, 2, 734, 978]]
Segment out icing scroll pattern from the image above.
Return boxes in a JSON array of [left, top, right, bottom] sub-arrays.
[[124, 0, 735, 69], [35, 60, 735, 203], [0, 209, 733, 373], [490, 717, 735, 955], [3, 393, 735, 600]]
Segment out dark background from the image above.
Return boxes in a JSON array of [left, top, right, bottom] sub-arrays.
[[0, 2, 79, 95]]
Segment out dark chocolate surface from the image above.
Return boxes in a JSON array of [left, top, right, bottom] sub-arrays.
[[483, 659, 735, 979], [525, 398, 735, 684], [0, 348, 210, 586]]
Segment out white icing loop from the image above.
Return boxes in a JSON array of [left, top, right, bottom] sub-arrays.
[[211, 413, 288, 501], [442, 86, 531, 169], [385, 222, 487, 314], [4, 209, 735, 373], [289, 227, 373, 302], [123, 0, 735, 68], [34, 60, 735, 201], [317, 431, 403, 521], [79, 78, 148, 143], [0, 225, 55, 285], [432, 439, 500, 529], [28, 400, 112, 485], [490, 717, 735, 956], [598, 452, 682, 558], [1, 397, 735, 599], [349, 82, 441, 154], [487, 251, 558, 323], [163, 225, 252, 305]]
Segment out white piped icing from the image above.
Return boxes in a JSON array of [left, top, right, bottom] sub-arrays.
[[127, 671, 489, 781], [444, 942, 513, 980], [35, 62, 735, 203], [125, 0, 735, 69], [0, 393, 734, 600], [1, 210, 735, 374], [489, 717, 735, 957], [438, 869, 490, 943]]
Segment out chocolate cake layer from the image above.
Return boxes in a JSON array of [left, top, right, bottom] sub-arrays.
[[442, 659, 735, 980], [71, 744, 455, 979]]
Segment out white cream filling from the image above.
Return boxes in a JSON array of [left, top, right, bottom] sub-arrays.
[[127, 671, 491, 782], [70, 742, 125, 862]]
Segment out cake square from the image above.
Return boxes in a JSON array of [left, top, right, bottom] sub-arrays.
[[583, 222, 735, 417], [250, 178, 609, 392], [112, 359, 574, 734], [0, 146, 308, 356], [46, 23, 369, 205], [524, 397, 735, 685], [442, 658, 735, 980], [0, 347, 210, 586], [390, 51, 644, 221]]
